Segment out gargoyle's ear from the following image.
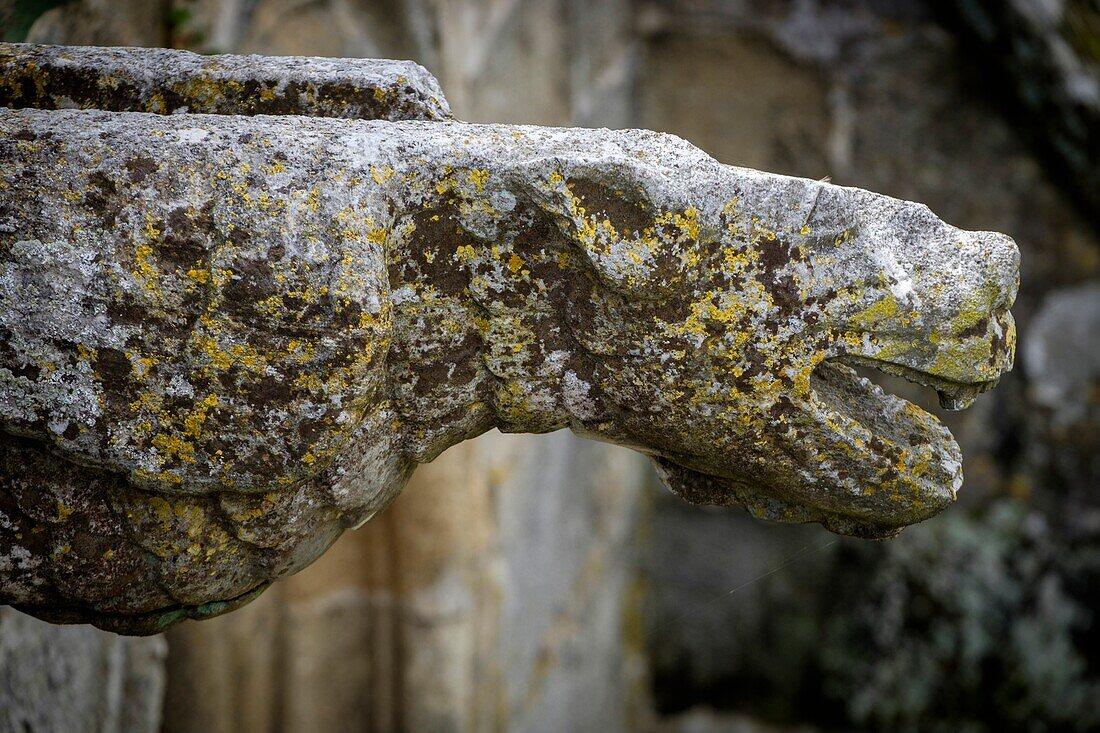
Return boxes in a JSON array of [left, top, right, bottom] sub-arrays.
[[517, 160, 706, 296]]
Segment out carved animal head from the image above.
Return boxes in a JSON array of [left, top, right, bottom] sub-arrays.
[[530, 153, 1018, 538]]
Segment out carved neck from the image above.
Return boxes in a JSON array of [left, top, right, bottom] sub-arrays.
[[381, 171, 613, 461], [360, 120, 723, 463]]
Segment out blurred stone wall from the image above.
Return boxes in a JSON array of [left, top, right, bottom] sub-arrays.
[[161, 433, 648, 733], [0, 607, 166, 733]]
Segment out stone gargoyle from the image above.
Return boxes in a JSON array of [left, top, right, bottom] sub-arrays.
[[0, 43, 1018, 634]]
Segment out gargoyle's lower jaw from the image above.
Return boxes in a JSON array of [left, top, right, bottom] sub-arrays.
[[798, 356, 983, 533], [650, 452, 919, 540], [652, 357, 983, 539]]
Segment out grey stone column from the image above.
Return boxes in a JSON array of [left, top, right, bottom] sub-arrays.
[[0, 608, 167, 733]]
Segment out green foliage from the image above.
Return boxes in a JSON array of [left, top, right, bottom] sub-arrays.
[[1065, 0, 1100, 64], [820, 501, 1100, 733], [1, 0, 71, 42], [165, 5, 209, 51]]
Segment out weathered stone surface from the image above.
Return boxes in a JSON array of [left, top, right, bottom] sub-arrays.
[[0, 42, 451, 120], [152, 6, 648, 731], [0, 44, 1018, 633]]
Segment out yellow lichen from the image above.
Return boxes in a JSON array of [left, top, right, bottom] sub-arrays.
[[468, 169, 490, 192], [371, 165, 395, 185]]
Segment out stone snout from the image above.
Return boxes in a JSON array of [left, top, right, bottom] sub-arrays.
[[771, 200, 1019, 536], [816, 205, 1020, 409], [539, 168, 1023, 539]]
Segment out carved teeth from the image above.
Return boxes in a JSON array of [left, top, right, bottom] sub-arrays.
[[937, 385, 982, 411], [833, 355, 992, 412], [937, 390, 970, 411]]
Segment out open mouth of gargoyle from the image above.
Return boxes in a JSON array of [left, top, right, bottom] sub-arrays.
[[809, 297, 1017, 460], [654, 331, 1012, 539], [802, 331, 1012, 528], [827, 353, 1001, 412], [807, 350, 998, 478]]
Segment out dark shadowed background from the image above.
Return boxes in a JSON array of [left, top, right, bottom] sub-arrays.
[[1, 1, 1098, 732]]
